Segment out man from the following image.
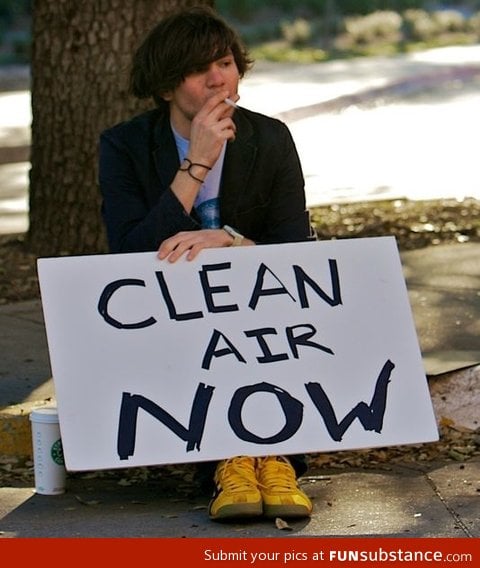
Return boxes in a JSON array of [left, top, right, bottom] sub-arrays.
[[99, 6, 314, 522]]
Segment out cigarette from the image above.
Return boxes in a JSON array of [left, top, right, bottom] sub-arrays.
[[224, 97, 239, 109]]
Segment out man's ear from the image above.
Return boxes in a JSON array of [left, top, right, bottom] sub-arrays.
[[161, 91, 173, 102]]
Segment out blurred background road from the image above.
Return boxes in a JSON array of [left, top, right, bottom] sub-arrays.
[[1, 45, 480, 236]]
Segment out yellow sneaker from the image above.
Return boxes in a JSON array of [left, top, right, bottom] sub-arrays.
[[209, 456, 263, 521], [257, 456, 312, 518]]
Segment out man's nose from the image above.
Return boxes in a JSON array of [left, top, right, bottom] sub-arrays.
[[206, 65, 225, 87]]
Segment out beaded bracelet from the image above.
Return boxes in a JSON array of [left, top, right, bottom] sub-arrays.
[[179, 158, 212, 184]]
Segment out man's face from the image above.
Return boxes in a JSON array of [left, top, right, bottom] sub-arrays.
[[164, 51, 240, 129]]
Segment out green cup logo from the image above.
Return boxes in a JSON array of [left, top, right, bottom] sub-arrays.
[[50, 439, 64, 466]]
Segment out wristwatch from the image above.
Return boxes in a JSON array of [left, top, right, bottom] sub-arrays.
[[223, 225, 244, 247]]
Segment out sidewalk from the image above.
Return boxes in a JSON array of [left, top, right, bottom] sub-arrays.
[[1, 46, 479, 538], [1, 457, 479, 538]]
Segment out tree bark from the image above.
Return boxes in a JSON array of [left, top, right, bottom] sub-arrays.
[[29, 0, 214, 255]]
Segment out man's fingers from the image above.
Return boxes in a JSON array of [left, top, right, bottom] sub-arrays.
[[157, 229, 230, 263], [196, 90, 230, 119]]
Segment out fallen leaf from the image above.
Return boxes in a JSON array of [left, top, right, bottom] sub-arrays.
[[74, 495, 101, 506], [275, 517, 292, 530]]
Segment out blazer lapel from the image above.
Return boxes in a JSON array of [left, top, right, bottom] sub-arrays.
[[152, 112, 180, 191], [220, 111, 257, 221]]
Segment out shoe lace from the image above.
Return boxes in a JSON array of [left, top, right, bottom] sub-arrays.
[[217, 457, 258, 493], [258, 457, 297, 492]]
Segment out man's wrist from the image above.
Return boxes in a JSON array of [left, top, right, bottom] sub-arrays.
[[179, 158, 211, 184]]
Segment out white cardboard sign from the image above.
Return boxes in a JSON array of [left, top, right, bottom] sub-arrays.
[[37, 238, 438, 471]]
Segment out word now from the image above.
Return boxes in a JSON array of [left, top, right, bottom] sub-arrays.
[[117, 360, 394, 459]]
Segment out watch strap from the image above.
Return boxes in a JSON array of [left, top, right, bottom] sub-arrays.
[[223, 225, 244, 247]]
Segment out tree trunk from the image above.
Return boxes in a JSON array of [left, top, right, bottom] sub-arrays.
[[29, 0, 214, 256]]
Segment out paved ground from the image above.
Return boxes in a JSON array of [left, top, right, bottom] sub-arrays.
[[1, 457, 479, 538]]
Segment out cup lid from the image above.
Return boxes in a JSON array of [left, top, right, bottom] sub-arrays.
[[30, 406, 59, 424]]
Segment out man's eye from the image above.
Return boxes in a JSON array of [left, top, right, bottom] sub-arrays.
[[191, 64, 209, 74]]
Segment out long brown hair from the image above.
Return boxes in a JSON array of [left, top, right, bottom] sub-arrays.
[[130, 6, 254, 107]]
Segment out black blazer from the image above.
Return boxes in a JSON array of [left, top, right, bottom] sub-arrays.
[[99, 106, 315, 253]]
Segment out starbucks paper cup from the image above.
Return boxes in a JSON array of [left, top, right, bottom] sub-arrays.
[[30, 407, 66, 495]]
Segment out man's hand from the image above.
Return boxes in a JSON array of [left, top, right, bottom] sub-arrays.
[[188, 91, 238, 167], [157, 229, 233, 263]]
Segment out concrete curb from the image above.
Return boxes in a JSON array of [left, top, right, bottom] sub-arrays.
[[428, 365, 480, 432], [0, 398, 55, 461]]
